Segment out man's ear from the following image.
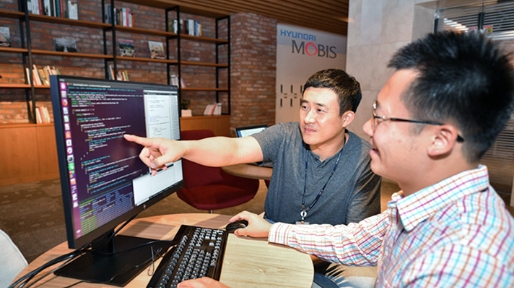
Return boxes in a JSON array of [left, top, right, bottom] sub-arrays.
[[342, 111, 355, 128], [427, 124, 460, 157]]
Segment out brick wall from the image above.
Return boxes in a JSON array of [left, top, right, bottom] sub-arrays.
[[0, 1, 278, 128], [230, 13, 276, 133]]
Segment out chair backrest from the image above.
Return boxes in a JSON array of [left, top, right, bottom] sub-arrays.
[[180, 129, 225, 188], [0, 229, 28, 287]]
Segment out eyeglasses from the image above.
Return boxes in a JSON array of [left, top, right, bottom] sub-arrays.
[[372, 101, 464, 142]]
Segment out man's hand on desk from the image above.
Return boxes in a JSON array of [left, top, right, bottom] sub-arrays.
[[229, 211, 272, 238], [177, 277, 229, 288]]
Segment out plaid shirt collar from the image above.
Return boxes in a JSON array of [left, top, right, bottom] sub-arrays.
[[392, 165, 490, 232]]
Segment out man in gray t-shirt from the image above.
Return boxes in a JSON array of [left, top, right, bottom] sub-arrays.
[[254, 122, 380, 225]]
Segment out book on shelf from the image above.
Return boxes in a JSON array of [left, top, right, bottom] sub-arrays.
[[108, 64, 129, 81], [148, 41, 165, 59], [38, 68, 50, 85], [182, 19, 202, 36], [44, 65, 61, 76], [186, 19, 195, 36], [26, 0, 41, 15], [169, 75, 186, 87], [42, 0, 51, 16], [117, 38, 135, 57], [105, 6, 133, 26], [0, 27, 10, 47], [67, 1, 78, 20], [27, 65, 60, 86], [196, 22, 203, 37], [53, 37, 77, 52], [171, 19, 184, 34], [35, 106, 51, 124], [170, 74, 179, 86], [32, 65, 42, 85], [203, 103, 222, 116]]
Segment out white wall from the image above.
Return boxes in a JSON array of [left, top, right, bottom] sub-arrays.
[[346, 0, 435, 139], [276, 23, 347, 123]]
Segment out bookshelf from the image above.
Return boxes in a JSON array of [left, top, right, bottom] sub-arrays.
[[0, 1, 231, 184], [0, 1, 231, 122]]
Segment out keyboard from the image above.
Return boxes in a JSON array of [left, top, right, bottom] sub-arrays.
[[146, 225, 228, 288]]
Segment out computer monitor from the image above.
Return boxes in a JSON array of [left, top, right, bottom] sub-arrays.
[[235, 124, 268, 138], [50, 75, 184, 285]]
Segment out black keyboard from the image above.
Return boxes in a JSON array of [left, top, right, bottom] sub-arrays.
[[146, 225, 228, 288]]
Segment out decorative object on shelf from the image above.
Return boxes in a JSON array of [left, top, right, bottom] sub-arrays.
[[181, 98, 192, 117], [0, 27, 10, 47], [53, 37, 77, 52], [117, 38, 135, 57], [148, 41, 165, 59]]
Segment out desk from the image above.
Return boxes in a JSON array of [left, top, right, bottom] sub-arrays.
[[222, 164, 272, 180], [15, 213, 313, 287]]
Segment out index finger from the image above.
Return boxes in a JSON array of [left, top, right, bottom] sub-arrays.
[[124, 134, 155, 147]]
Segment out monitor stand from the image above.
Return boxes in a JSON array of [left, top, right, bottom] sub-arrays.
[[54, 235, 172, 286]]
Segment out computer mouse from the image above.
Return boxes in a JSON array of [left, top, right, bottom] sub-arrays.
[[225, 220, 248, 233]]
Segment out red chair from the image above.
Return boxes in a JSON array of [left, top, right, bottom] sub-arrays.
[[177, 130, 260, 213]]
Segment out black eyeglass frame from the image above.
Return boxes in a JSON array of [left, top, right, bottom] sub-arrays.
[[372, 101, 464, 143]]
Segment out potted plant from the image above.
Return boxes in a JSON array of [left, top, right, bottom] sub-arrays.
[[181, 98, 192, 117]]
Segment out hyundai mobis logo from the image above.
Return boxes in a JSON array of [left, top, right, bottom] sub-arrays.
[[280, 29, 337, 58]]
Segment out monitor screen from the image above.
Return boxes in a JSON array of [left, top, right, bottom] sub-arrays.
[[50, 75, 184, 285], [235, 124, 268, 138]]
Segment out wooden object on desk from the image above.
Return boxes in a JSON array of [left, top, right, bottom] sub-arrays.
[[0, 124, 59, 186], [222, 163, 273, 180], [14, 213, 313, 288], [180, 115, 230, 137]]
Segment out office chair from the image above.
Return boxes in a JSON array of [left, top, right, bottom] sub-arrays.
[[178, 130, 260, 213], [0, 229, 28, 287]]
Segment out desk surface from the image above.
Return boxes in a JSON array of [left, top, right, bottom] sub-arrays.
[[222, 164, 272, 180], [15, 213, 313, 287]]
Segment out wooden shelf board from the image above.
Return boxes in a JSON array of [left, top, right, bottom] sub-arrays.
[[0, 47, 28, 53], [180, 34, 229, 44], [0, 8, 24, 18], [0, 84, 31, 88], [181, 61, 228, 67], [31, 50, 113, 59], [114, 25, 177, 37], [116, 56, 178, 64], [29, 14, 110, 29]]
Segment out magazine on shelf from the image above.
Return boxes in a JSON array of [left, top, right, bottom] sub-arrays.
[[148, 41, 165, 59], [117, 38, 135, 57], [0, 27, 11, 47]]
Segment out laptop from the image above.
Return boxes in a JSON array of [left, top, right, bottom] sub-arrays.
[[235, 124, 268, 138], [235, 125, 273, 168]]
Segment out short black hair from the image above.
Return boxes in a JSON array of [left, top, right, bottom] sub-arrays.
[[303, 68, 362, 115], [389, 31, 514, 162]]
